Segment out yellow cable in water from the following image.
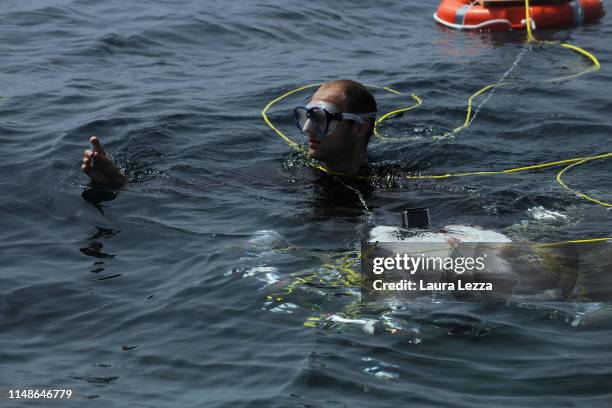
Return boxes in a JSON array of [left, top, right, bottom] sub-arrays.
[[535, 237, 610, 248], [435, 82, 509, 140], [402, 153, 612, 182], [372, 88, 422, 141], [372, 90, 422, 141], [556, 153, 612, 207], [524, 0, 536, 42], [560, 43, 601, 69]]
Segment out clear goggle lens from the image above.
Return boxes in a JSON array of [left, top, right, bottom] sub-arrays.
[[294, 107, 333, 138]]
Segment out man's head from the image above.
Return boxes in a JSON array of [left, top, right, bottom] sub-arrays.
[[295, 80, 377, 173]]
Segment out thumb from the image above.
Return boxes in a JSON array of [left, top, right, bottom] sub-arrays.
[[90, 136, 107, 155]]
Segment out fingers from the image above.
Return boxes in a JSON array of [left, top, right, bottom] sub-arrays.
[[82, 149, 93, 173], [81, 153, 115, 184]]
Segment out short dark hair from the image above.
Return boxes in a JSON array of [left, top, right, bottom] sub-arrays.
[[321, 79, 378, 142]]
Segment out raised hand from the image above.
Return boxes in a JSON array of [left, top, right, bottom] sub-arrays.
[[81, 136, 127, 186]]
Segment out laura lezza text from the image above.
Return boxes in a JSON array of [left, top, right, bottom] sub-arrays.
[[372, 279, 493, 291]]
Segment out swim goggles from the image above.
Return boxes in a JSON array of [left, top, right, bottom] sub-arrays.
[[294, 102, 376, 139]]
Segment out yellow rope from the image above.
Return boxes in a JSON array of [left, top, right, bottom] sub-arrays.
[[372, 88, 422, 141], [556, 153, 612, 207], [535, 237, 610, 248], [524, 0, 536, 42]]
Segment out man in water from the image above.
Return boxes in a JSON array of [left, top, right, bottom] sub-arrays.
[[80, 79, 377, 185], [294, 79, 378, 176]]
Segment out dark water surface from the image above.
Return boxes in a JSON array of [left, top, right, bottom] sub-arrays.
[[1, 0, 611, 407]]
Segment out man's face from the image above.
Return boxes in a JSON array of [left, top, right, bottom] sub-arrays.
[[302, 88, 360, 163]]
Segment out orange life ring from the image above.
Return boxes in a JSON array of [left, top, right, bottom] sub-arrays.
[[434, 0, 605, 31]]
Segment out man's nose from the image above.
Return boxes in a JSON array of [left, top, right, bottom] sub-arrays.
[[302, 118, 318, 138]]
